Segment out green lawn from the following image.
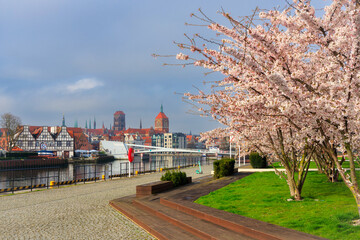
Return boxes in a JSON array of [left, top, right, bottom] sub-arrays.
[[195, 172, 360, 240], [270, 160, 360, 169]]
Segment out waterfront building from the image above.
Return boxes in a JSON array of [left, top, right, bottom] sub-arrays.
[[113, 111, 126, 131], [124, 133, 145, 145], [152, 133, 164, 147], [67, 127, 92, 151], [154, 105, 169, 133], [14, 125, 74, 157], [164, 132, 186, 149]]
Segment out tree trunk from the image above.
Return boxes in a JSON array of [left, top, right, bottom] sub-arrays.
[[285, 171, 303, 200], [294, 187, 302, 201], [356, 194, 360, 218], [325, 144, 360, 218]]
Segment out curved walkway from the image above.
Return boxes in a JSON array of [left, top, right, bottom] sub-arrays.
[[0, 164, 213, 240]]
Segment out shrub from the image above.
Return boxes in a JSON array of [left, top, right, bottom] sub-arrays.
[[249, 152, 267, 168], [213, 158, 235, 179], [161, 170, 187, 187], [213, 160, 221, 179]]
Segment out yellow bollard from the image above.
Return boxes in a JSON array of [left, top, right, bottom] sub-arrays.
[[102, 175, 105, 180], [160, 168, 163, 172], [178, 165, 181, 170], [50, 181, 55, 189], [135, 171, 138, 175]]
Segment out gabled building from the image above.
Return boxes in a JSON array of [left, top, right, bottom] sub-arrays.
[[14, 125, 74, 157], [124, 133, 145, 145]]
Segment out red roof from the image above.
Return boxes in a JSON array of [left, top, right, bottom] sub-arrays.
[[114, 111, 125, 115], [143, 136, 152, 146], [29, 126, 43, 138], [67, 127, 83, 133], [109, 135, 123, 141], [67, 127, 83, 138], [124, 128, 155, 136], [11, 146, 23, 151], [155, 112, 168, 119], [113, 130, 124, 136], [87, 128, 106, 135]]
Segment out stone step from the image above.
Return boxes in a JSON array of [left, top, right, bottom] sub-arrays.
[[109, 196, 200, 240], [133, 197, 254, 240], [160, 197, 326, 240]]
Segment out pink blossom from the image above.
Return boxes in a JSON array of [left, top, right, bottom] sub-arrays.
[[176, 53, 189, 60]]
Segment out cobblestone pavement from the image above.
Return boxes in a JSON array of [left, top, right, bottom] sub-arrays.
[[0, 164, 213, 240]]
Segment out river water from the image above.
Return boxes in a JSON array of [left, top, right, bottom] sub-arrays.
[[0, 155, 207, 191]]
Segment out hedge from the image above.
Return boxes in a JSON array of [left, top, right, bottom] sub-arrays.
[[161, 170, 187, 187], [249, 152, 267, 168], [213, 158, 235, 179]]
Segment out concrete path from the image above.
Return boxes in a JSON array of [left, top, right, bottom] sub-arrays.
[[0, 164, 213, 240]]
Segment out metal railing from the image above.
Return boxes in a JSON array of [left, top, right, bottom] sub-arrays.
[[0, 156, 211, 194]]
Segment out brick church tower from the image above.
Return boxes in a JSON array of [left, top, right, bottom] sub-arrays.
[[113, 111, 125, 131], [155, 105, 169, 133]]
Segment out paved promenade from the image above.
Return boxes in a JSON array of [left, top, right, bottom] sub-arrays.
[[0, 164, 213, 240]]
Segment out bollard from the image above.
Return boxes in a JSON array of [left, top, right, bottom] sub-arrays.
[[135, 171, 138, 175], [160, 168, 163, 172], [102, 175, 105, 180], [50, 181, 55, 189], [178, 165, 181, 170]]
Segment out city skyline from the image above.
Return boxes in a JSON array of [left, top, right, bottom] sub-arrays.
[[0, 0, 328, 134]]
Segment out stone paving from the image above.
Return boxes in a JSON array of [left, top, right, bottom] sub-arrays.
[[0, 164, 213, 240]]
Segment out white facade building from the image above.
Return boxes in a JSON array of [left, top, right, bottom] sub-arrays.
[[16, 125, 74, 158]]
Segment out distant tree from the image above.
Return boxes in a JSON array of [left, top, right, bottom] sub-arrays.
[[0, 113, 22, 152]]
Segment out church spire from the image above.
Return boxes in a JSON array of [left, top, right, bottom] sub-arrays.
[[140, 118, 142, 129], [161, 104, 163, 113], [62, 114, 66, 127], [89, 118, 92, 129], [85, 120, 88, 129], [94, 116, 96, 129], [74, 119, 78, 128]]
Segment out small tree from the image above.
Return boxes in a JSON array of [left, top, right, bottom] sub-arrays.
[[0, 113, 22, 152]]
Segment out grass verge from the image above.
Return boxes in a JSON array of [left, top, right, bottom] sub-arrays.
[[195, 172, 360, 240], [270, 161, 360, 169]]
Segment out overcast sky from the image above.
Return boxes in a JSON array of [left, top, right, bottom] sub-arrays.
[[0, 0, 328, 134]]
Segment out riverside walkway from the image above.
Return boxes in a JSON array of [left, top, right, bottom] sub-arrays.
[[0, 164, 213, 240]]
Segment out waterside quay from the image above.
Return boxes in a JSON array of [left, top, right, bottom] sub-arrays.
[[0, 164, 213, 240]]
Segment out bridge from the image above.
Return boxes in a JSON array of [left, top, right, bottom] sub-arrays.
[[125, 144, 230, 156]]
